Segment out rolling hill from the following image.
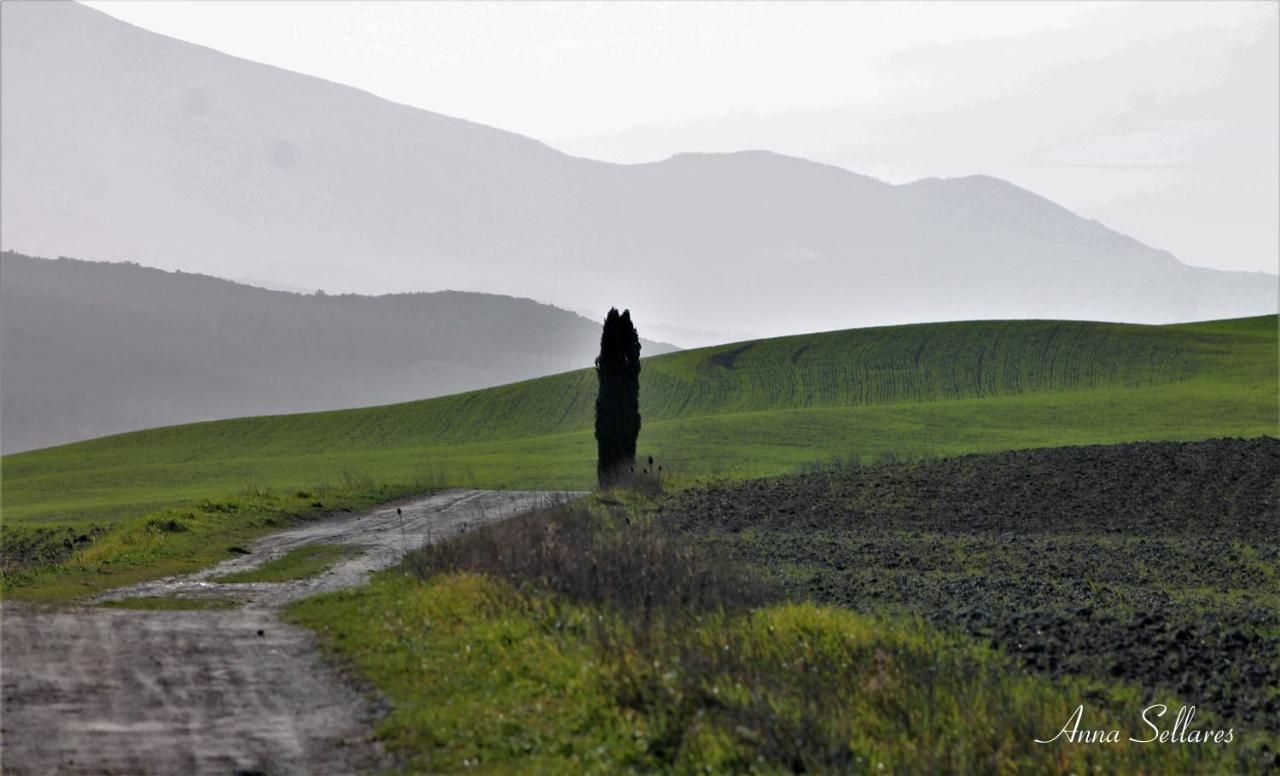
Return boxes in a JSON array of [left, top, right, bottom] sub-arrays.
[[2, 1, 1275, 340], [5, 315, 1275, 527], [0, 252, 675, 453]]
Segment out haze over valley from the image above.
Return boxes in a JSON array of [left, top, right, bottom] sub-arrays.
[[0, 252, 673, 453], [3, 0, 1274, 348]]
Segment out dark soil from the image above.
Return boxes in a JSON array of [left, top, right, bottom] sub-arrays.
[[660, 437, 1280, 733]]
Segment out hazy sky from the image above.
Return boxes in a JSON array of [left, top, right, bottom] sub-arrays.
[[83, 1, 1279, 274]]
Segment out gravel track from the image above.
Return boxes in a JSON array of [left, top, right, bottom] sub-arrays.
[[1, 489, 572, 775]]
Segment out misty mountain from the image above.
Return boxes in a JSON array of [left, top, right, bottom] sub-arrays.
[[0, 252, 674, 453], [2, 1, 1275, 340]]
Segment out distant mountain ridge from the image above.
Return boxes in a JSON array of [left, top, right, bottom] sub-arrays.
[[0, 252, 675, 453], [2, 1, 1274, 340]]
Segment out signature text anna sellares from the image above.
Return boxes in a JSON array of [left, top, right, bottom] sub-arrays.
[[1035, 705, 1234, 745]]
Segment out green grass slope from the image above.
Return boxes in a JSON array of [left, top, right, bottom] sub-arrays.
[[4, 316, 1275, 526]]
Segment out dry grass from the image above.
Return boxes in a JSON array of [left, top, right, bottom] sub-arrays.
[[407, 499, 774, 618]]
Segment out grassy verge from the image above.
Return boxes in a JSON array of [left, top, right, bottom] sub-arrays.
[[214, 543, 359, 584], [289, 499, 1266, 773], [292, 571, 1248, 774]]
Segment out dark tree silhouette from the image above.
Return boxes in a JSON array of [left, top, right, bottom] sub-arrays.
[[595, 308, 642, 485]]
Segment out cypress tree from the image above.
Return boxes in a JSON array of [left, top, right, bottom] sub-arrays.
[[595, 308, 642, 485]]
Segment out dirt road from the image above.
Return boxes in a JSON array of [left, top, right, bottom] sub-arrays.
[[0, 489, 571, 775]]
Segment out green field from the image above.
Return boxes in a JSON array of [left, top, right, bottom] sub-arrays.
[[3, 316, 1275, 597], [6, 316, 1276, 519]]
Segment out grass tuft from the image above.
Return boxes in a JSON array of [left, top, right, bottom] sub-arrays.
[[99, 595, 238, 611], [215, 543, 359, 584]]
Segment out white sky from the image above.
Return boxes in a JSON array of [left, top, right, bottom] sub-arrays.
[[83, 1, 1279, 274]]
